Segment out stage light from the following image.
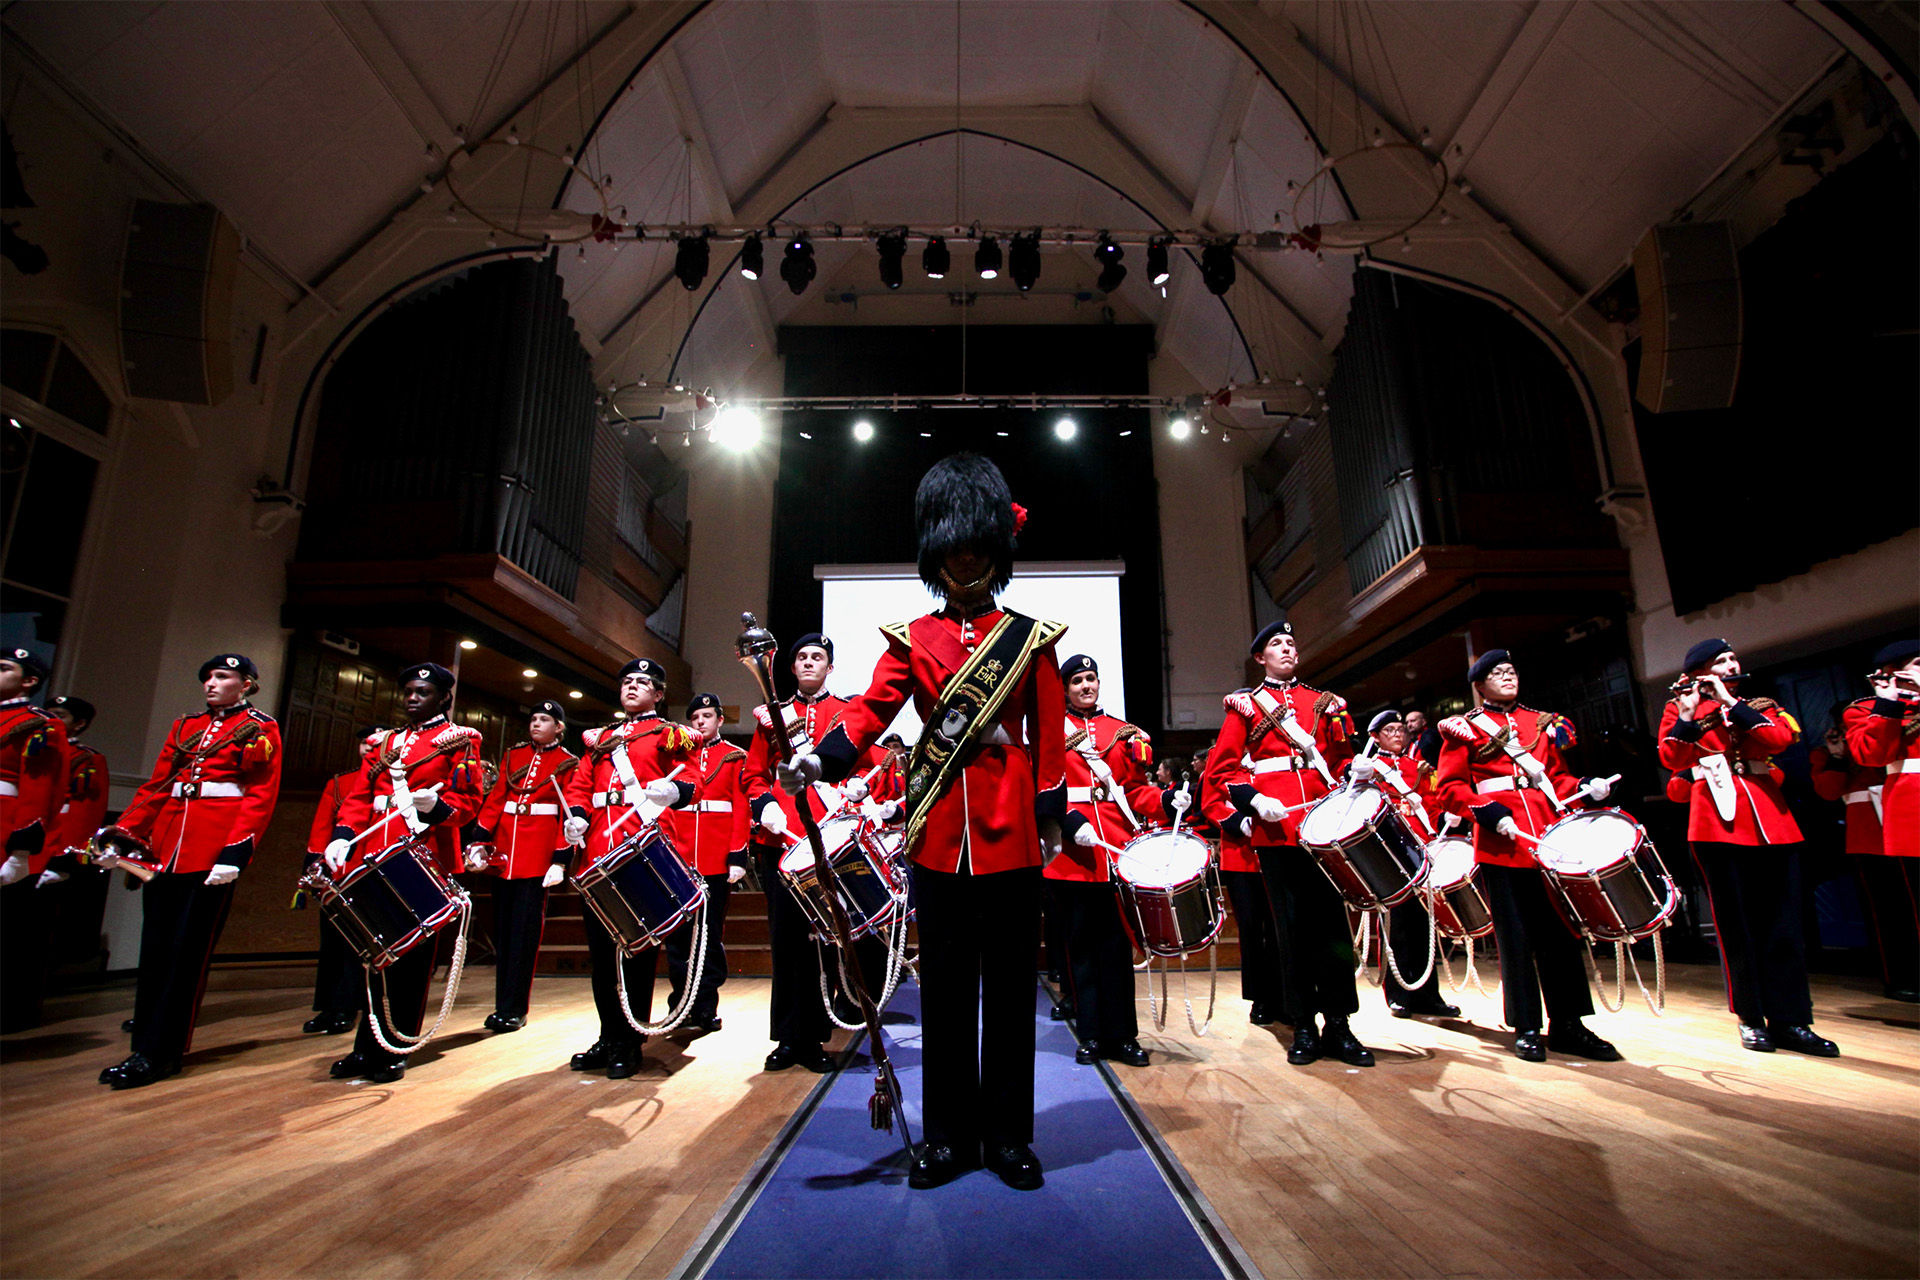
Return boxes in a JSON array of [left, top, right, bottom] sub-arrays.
[[975, 236, 1001, 280], [674, 232, 709, 291], [922, 235, 950, 279], [1054, 416, 1077, 440], [780, 233, 816, 294], [459, 639, 478, 650], [876, 230, 907, 290], [568, 690, 583, 699], [1169, 415, 1192, 439], [522, 668, 539, 677], [1095, 236, 1126, 293], [853, 420, 875, 442], [1200, 242, 1235, 295], [1009, 233, 1041, 291], [709, 405, 763, 451], [739, 233, 763, 280], [1147, 238, 1170, 286]]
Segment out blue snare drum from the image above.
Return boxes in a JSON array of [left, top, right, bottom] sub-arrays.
[[574, 823, 707, 957], [304, 838, 469, 969]]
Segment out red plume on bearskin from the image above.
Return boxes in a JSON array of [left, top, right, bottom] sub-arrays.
[[915, 453, 1018, 594]]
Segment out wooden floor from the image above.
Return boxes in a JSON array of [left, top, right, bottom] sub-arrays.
[[2, 964, 1916, 1279]]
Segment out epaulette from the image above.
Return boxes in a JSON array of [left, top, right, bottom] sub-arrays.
[[1747, 696, 1782, 714], [715, 745, 748, 765], [434, 724, 482, 747], [1312, 690, 1345, 716], [245, 707, 277, 724], [1223, 691, 1255, 717], [580, 726, 607, 749], [879, 620, 913, 648], [752, 704, 775, 729], [1439, 716, 1476, 743], [1535, 711, 1576, 750]]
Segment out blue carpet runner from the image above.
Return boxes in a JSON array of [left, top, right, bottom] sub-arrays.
[[702, 981, 1229, 1279]]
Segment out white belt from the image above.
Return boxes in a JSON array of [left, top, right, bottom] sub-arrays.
[[1843, 790, 1880, 805], [1475, 776, 1528, 795], [1888, 760, 1920, 776], [59, 802, 71, 813], [695, 800, 733, 814], [172, 781, 242, 798], [504, 802, 559, 816], [1246, 757, 1300, 774], [592, 787, 645, 809], [1067, 787, 1095, 804], [0, 780, 19, 796]]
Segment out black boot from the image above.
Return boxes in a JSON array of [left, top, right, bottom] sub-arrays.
[[570, 1039, 616, 1071], [1323, 1019, 1375, 1067], [1286, 1025, 1321, 1065]]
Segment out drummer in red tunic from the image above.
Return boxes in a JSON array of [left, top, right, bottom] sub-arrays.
[[1844, 639, 1920, 997], [1051, 653, 1164, 1068], [658, 691, 752, 1034], [466, 700, 576, 1033], [1658, 638, 1835, 1057], [1434, 649, 1619, 1063], [94, 654, 283, 1088], [1363, 709, 1460, 1021], [559, 658, 699, 1078], [0, 649, 71, 1035], [321, 662, 485, 1083], [794, 453, 1067, 1192], [302, 725, 383, 1035], [1200, 706, 1283, 1029], [1202, 621, 1371, 1068]]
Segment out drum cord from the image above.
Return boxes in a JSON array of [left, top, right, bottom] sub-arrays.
[[1584, 939, 1629, 1014], [1376, 902, 1439, 994], [817, 905, 910, 1032], [1623, 931, 1666, 1015], [364, 903, 471, 1057], [615, 902, 710, 1035], [1439, 935, 1492, 1000]]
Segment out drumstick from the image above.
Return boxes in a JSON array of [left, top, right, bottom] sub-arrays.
[[604, 764, 686, 843]]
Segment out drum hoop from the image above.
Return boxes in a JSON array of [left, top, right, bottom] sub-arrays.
[[1536, 806, 1647, 877], [1114, 827, 1212, 890]]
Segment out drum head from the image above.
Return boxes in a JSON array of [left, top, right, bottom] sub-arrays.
[[1425, 836, 1477, 889], [1298, 786, 1385, 846], [1536, 809, 1640, 874], [1114, 829, 1210, 889], [779, 814, 862, 873], [778, 845, 816, 874]]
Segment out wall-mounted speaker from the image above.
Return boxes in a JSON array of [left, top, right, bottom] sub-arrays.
[[1632, 220, 1742, 413], [119, 200, 239, 405]]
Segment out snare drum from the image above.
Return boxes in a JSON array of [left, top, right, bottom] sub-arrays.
[[1297, 787, 1429, 910], [1421, 835, 1493, 939], [1531, 808, 1677, 943], [303, 839, 470, 969], [779, 814, 904, 941], [574, 824, 707, 957], [1112, 828, 1223, 958]]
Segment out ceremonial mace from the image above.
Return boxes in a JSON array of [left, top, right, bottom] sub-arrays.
[[736, 613, 915, 1158]]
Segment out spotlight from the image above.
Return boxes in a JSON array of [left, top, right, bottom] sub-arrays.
[[522, 668, 539, 678], [459, 639, 478, 650], [739, 233, 763, 280], [1147, 237, 1171, 286], [852, 420, 875, 442], [1169, 415, 1192, 440], [780, 233, 816, 294], [1009, 233, 1041, 291], [1054, 416, 1077, 440], [1095, 236, 1126, 293], [674, 232, 710, 291], [1200, 241, 1236, 295], [877, 230, 906, 290], [567, 690, 584, 699], [922, 235, 950, 279], [709, 405, 763, 452], [975, 236, 1001, 280]]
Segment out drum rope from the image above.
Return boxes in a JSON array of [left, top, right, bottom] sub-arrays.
[[818, 903, 909, 1032], [1353, 911, 1376, 982], [615, 900, 710, 1035], [1583, 938, 1628, 1014], [1623, 930, 1666, 1015], [1175, 944, 1218, 1037], [364, 901, 470, 1056], [1377, 901, 1438, 994]]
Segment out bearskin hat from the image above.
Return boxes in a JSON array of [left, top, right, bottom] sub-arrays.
[[915, 453, 1019, 595]]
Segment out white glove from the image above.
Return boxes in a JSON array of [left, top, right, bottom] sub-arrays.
[[541, 863, 566, 888], [562, 815, 589, 847], [760, 803, 789, 837], [90, 847, 121, 870], [204, 865, 240, 887], [1073, 823, 1101, 849], [36, 869, 67, 888], [399, 801, 429, 835], [842, 775, 870, 803], [1169, 789, 1192, 815], [465, 847, 492, 872], [1250, 794, 1287, 824], [727, 863, 747, 885], [776, 753, 821, 796], [0, 854, 27, 887], [1496, 816, 1522, 841], [644, 777, 682, 806], [1348, 756, 1377, 783], [1580, 777, 1612, 804], [324, 839, 352, 871]]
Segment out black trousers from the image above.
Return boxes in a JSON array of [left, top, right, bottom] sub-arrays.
[[1693, 842, 1813, 1027], [581, 899, 656, 1046], [916, 865, 1041, 1152], [1482, 862, 1592, 1032], [351, 942, 436, 1063], [757, 843, 832, 1046], [1049, 878, 1137, 1045], [1042, 885, 1069, 982], [491, 876, 550, 1019], [1383, 896, 1446, 1007], [665, 873, 731, 1021], [1855, 854, 1919, 995], [0, 875, 53, 1033], [1221, 868, 1281, 1005], [311, 907, 362, 1014], [1258, 845, 1357, 1024], [130, 872, 236, 1064]]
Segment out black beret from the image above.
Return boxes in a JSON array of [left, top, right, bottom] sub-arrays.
[[687, 692, 722, 716], [199, 653, 258, 682], [1367, 708, 1405, 734], [1250, 620, 1294, 655], [790, 633, 834, 662], [401, 661, 456, 691], [1061, 654, 1098, 677], [620, 658, 667, 687], [6, 647, 50, 682], [50, 694, 96, 723], [356, 723, 387, 741], [1468, 649, 1513, 685], [1871, 639, 1920, 671], [1682, 638, 1734, 674], [530, 699, 567, 721]]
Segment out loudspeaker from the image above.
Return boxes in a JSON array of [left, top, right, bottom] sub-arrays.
[[1632, 221, 1742, 413], [119, 200, 239, 405]]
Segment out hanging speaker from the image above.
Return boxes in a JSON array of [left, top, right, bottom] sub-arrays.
[[1632, 221, 1742, 413], [119, 200, 240, 405]]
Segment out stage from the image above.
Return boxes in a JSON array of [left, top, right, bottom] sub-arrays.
[[2, 964, 1914, 1279]]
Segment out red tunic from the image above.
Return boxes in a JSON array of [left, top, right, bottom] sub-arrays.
[[661, 738, 751, 875], [0, 700, 69, 871], [1845, 696, 1920, 856], [1809, 729, 1885, 856], [1373, 750, 1440, 839], [1434, 703, 1583, 869], [1050, 710, 1164, 883], [474, 742, 576, 879], [308, 771, 354, 858], [826, 609, 1068, 876], [562, 715, 698, 864], [745, 691, 851, 847], [332, 718, 484, 874], [50, 741, 110, 867], [1201, 681, 1355, 848], [1656, 698, 1802, 846], [119, 704, 282, 874]]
